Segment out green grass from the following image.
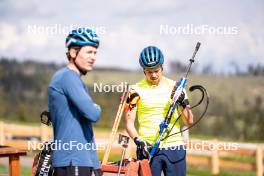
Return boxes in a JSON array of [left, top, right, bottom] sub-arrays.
[[0, 164, 31, 176], [98, 151, 125, 163], [187, 166, 256, 176], [190, 134, 233, 141], [0, 164, 8, 174], [190, 134, 264, 143], [220, 155, 256, 164], [21, 167, 32, 175]]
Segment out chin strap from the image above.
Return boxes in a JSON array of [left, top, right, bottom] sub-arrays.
[[73, 60, 87, 75], [71, 48, 87, 75]]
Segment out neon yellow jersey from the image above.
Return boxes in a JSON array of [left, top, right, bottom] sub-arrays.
[[132, 76, 186, 148]]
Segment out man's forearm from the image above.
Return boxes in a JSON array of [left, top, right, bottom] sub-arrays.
[[182, 106, 193, 125], [125, 110, 139, 139], [126, 121, 139, 139]]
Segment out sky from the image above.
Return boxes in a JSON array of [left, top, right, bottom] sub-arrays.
[[0, 0, 263, 73]]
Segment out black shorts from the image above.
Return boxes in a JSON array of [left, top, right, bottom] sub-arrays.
[[54, 166, 103, 176]]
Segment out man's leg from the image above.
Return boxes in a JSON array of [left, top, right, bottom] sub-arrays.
[[163, 146, 186, 176], [54, 167, 67, 176], [149, 155, 164, 176], [77, 166, 93, 176], [54, 166, 93, 176]]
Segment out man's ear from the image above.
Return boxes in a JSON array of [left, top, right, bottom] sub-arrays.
[[69, 48, 77, 58]]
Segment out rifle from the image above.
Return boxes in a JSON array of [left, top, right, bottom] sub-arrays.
[[149, 42, 201, 160]]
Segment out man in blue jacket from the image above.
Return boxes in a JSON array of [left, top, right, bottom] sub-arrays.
[[48, 28, 102, 176]]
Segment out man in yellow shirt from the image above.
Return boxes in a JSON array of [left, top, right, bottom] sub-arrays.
[[125, 46, 193, 176]]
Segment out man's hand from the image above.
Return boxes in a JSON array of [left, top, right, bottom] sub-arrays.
[[176, 92, 189, 109], [134, 137, 152, 159]]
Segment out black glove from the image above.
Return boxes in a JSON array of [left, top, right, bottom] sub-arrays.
[[176, 92, 189, 109], [134, 137, 152, 160]]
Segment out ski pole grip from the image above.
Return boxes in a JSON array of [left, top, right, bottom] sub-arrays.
[[189, 42, 201, 64]]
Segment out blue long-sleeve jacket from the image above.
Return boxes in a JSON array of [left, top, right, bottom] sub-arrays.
[[48, 67, 101, 167]]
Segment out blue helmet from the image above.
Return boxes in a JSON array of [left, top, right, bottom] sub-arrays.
[[139, 46, 164, 68], [65, 28, 99, 48]]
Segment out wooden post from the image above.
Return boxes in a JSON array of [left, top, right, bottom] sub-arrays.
[[9, 155, 20, 176], [40, 124, 49, 142], [256, 144, 263, 176], [0, 121, 5, 145], [211, 139, 219, 175]]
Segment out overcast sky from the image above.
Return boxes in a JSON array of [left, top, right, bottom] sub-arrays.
[[0, 0, 263, 73]]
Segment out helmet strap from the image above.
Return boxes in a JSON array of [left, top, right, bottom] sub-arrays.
[[69, 48, 87, 75]]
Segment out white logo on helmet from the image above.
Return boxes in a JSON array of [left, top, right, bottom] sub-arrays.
[[148, 61, 157, 65], [87, 32, 99, 42], [66, 38, 77, 47]]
